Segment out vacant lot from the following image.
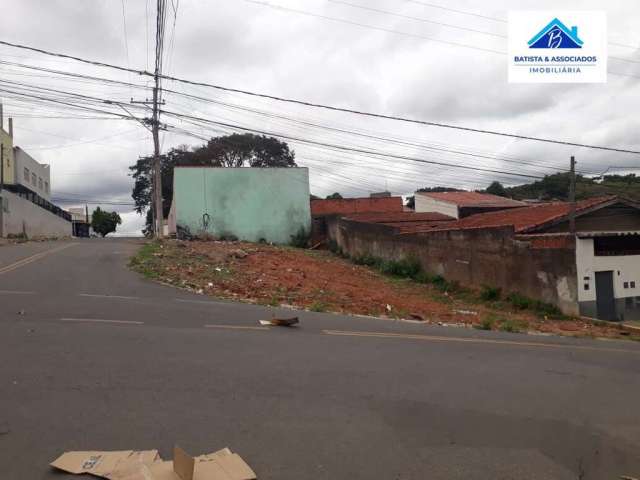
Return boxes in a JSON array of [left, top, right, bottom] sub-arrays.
[[131, 240, 631, 339]]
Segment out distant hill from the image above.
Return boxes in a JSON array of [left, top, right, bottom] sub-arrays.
[[504, 173, 640, 202]]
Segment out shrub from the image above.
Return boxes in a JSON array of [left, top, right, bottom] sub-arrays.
[[309, 300, 328, 312], [506, 292, 532, 310], [289, 227, 310, 248], [499, 319, 524, 333], [379, 258, 421, 278], [353, 253, 380, 267], [480, 285, 501, 301], [474, 314, 497, 330]]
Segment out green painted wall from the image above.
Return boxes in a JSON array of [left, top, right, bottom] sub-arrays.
[[174, 167, 311, 244]]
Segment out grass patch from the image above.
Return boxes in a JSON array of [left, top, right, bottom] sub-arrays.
[[474, 314, 498, 331], [506, 292, 565, 319], [309, 300, 329, 312], [129, 241, 163, 279], [480, 285, 501, 301]]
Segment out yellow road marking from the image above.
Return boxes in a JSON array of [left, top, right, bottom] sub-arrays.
[[60, 318, 144, 325], [322, 330, 640, 354], [204, 324, 270, 331], [0, 243, 77, 275]]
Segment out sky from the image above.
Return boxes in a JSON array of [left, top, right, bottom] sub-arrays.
[[0, 0, 639, 235]]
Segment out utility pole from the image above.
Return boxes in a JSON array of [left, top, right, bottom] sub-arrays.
[[132, 0, 166, 238], [569, 155, 576, 235]]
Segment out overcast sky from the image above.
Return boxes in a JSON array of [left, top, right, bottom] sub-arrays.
[[0, 0, 639, 234]]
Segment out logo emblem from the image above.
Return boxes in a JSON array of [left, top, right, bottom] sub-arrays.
[[528, 18, 583, 49]]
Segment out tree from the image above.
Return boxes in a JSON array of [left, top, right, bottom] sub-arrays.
[[91, 207, 122, 237], [325, 192, 343, 199], [486, 181, 507, 197], [130, 133, 296, 235]]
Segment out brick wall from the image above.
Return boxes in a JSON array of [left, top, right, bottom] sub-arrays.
[[310, 197, 403, 216]]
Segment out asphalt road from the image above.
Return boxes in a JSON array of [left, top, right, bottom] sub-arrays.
[[1, 238, 639, 479]]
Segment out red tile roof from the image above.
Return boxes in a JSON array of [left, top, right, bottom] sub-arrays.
[[311, 197, 403, 215], [416, 191, 525, 208], [412, 196, 617, 234], [344, 211, 454, 223]]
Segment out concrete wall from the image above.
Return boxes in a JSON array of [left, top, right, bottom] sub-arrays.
[[0, 189, 71, 238], [331, 219, 579, 315], [13, 147, 51, 200], [174, 167, 311, 244], [0, 127, 15, 185], [414, 195, 459, 218], [576, 237, 640, 321]]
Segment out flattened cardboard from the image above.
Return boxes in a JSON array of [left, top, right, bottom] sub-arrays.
[[51, 447, 255, 480], [173, 446, 195, 480], [50, 450, 160, 478]]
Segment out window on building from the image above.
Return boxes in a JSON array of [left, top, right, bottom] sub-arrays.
[[38, 177, 43, 190], [45, 181, 49, 193], [24, 167, 29, 182], [31, 172, 36, 185], [594, 236, 640, 256]]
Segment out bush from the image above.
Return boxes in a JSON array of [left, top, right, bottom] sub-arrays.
[[499, 319, 524, 333], [474, 315, 497, 330], [289, 227, 310, 248], [480, 285, 501, 301], [379, 258, 421, 278], [506, 292, 532, 310], [353, 253, 380, 267]]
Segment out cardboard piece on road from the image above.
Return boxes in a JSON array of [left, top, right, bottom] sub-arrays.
[[51, 446, 256, 480], [50, 449, 161, 478], [259, 316, 299, 327]]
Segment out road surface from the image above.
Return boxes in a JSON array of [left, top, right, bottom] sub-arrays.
[[0, 238, 639, 479]]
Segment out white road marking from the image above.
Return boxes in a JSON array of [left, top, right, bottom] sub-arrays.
[[204, 324, 269, 331], [0, 243, 77, 275], [60, 318, 144, 325], [0, 290, 35, 295], [175, 298, 230, 306], [79, 294, 139, 300]]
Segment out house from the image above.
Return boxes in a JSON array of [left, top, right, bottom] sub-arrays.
[[310, 196, 404, 244], [414, 191, 525, 219], [528, 18, 583, 49], [0, 112, 71, 238], [67, 207, 92, 237], [14, 147, 51, 201], [326, 195, 640, 322], [170, 167, 311, 244]]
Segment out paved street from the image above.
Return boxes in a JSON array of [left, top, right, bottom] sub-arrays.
[[0, 239, 639, 479]]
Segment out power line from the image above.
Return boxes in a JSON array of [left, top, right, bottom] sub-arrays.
[[402, 0, 505, 23], [160, 109, 545, 179], [327, 0, 504, 38], [1, 39, 639, 154]]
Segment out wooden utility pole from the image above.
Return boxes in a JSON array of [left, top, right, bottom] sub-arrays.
[[569, 155, 576, 234], [152, 69, 163, 238]]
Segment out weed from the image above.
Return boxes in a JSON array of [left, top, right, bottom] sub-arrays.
[[289, 227, 310, 248], [474, 314, 497, 330], [480, 285, 501, 301], [129, 242, 162, 279], [499, 318, 525, 333], [506, 292, 565, 318], [352, 253, 380, 267], [309, 300, 328, 312], [379, 257, 421, 278]]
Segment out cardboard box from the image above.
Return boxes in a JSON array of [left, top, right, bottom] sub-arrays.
[[51, 446, 256, 480]]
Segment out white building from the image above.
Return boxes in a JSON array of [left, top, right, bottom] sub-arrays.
[[414, 191, 525, 219], [13, 146, 51, 201]]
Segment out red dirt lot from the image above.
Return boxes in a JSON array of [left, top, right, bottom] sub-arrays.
[[133, 240, 632, 340]]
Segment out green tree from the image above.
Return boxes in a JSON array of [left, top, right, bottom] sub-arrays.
[[325, 192, 343, 199], [486, 181, 507, 197], [130, 133, 296, 235], [91, 207, 122, 237]]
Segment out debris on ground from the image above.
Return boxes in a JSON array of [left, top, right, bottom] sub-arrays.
[[50, 445, 256, 480], [229, 248, 248, 259], [130, 240, 631, 340], [259, 316, 299, 327]]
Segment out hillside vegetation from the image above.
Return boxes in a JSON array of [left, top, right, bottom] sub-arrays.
[[504, 173, 640, 202]]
